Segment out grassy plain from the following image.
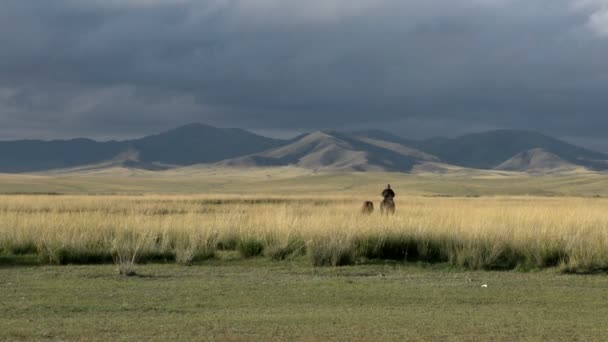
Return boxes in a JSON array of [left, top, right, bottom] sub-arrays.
[[2, 260, 608, 341], [2, 166, 608, 196], [2, 168, 608, 340]]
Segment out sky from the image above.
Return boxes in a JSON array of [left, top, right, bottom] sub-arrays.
[[1, 0, 608, 151]]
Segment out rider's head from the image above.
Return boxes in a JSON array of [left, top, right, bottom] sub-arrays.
[[387, 184, 391, 189]]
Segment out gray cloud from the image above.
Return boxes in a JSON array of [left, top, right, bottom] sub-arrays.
[[1, 0, 608, 150]]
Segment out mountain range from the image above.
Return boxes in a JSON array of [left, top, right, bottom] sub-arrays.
[[1, 123, 607, 173]]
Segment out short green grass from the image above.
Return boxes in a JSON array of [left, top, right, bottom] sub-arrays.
[[1, 258, 608, 341]]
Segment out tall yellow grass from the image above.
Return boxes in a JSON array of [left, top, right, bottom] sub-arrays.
[[1, 195, 607, 273]]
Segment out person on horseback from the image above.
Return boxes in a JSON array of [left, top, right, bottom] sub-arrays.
[[380, 184, 396, 215], [381, 184, 395, 199]]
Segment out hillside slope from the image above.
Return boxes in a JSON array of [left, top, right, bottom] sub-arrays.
[[495, 148, 579, 172], [219, 131, 439, 171]]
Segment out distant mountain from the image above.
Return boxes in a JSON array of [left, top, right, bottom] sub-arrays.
[[412, 130, 608, 170], [495, 148, 579, 172], [0, 123, 283, 172], [1, 124, 607, 173], [219, 130, 438, 172], [0, 138, 124, 173], [129, 123, 283, 165]]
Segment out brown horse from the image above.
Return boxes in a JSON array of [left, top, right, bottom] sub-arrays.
[[361, 201, 374, 215], [380, 197, 395, 215]]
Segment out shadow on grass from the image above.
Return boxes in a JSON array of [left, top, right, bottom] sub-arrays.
[[0, 254, 40, 267]]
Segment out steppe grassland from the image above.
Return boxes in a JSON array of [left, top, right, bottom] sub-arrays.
[[1, 193, 608, 273], [3, 166, 608, 196]]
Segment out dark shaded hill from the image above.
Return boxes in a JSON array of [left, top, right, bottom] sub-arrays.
[[130, 123, 283, 165], [412, 130, 608, 170], [0, 123, 283, 172], [0, 138, 124, 173]]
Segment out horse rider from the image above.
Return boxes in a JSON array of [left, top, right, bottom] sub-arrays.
[[382, 184, 395, 200]]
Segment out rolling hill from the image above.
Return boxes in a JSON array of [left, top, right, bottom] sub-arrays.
[[411, 129, 608, 170], [495, 148, 579, 172], [219, 130, 438, 172]]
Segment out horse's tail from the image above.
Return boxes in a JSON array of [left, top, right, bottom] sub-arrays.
[[380, 198, 395, 215]]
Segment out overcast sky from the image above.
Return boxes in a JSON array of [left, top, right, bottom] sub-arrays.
[[1, 0, 608, 150]]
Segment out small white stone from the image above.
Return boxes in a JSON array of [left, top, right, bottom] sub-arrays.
[[481, 284, 488, 288]]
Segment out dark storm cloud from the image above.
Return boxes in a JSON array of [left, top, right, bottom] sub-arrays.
[[1, 0, 608, 148]]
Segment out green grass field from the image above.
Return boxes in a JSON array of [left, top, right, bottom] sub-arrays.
[[2, 257, 608, 341]]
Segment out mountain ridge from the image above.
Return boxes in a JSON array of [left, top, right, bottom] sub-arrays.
[[0, 123, 284, 172], [411, 129, 608, 170], [219, 130, 437, 172], [1, 124, 607, 173]]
